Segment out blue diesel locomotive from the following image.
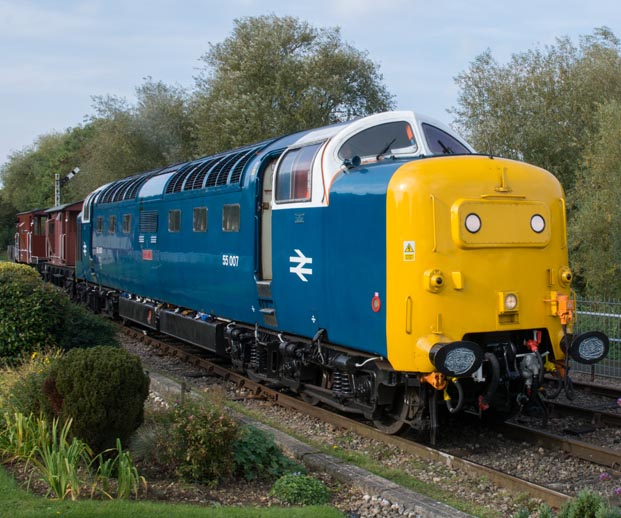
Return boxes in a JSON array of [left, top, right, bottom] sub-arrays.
[[73, 111, 608, 440]]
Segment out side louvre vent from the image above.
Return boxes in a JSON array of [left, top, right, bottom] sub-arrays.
[[139, 211, 158, 233]]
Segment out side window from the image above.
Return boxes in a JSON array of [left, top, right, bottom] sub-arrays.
[[222, 204, 240, 232], [96, 216, 104, 234], [122, 214, 131, 234], [422, 123, 471, 155], [108, 215, 116, 234], [338, 121, 416, 160], [168, 209, 181, 232], [193, 207, 208, 232], [275, 143, 322, 203], [34, 216, 45, 236], [82, 193, 92, 222]]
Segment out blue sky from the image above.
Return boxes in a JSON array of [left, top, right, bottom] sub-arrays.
[[1, 0, 619, 167]]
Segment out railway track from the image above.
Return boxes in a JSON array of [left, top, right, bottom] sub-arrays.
[[121, 324, 575, 510]]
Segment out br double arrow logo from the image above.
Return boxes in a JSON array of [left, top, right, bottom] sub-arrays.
[[289, 249, 313, 282]]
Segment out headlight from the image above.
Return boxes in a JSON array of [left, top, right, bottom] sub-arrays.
[[530, 214, 545, 233], [504, 293, 518, 311], [465, 213, 481, 233], [498, 292, 519, 313], [566, 331, 609, 364], [429, 341, 483, 376]]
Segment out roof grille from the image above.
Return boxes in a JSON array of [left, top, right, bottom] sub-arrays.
[[164, 142, 267, 194]]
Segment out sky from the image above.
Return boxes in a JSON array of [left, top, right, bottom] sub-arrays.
[[1, 0, 620, 169]]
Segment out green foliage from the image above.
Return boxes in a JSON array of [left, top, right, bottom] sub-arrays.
[[233, 426, 303, 481], [0, 412, 146, 501], [5, 365, 55, 418], [0, 349, 61, 417], [171, 400, 240, 484], [0, 263, 118, 360], [452, 27, 621, 192], [30, 417, 92, 500], [61, 302, 118, 350], [129, 406, 178, 478], [269, 473, 331, 506], [569, 100, 621, 296], [558, 489, 612, 518], [77, 79, 193, 197], [0, 192, 17, 250], [0, 263, 67, 360], [93, 438, 147, 500], [51, 346, 150, 453], [0, 412, 40, 460], [0, 126, 92, 211], [192, 14, 394, 154]]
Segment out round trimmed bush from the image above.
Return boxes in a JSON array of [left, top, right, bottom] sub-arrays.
[[49, 346, 150, 453]]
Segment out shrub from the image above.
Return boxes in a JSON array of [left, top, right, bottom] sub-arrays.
[[0, 264, 67, 360], [0, 349, 61, 417], [129, 407, 179, 478], [60, 302, 118, 350], [49, 346, 150, 453], [270, 473, 331, 505], [233, 425, 303, 481], [0, 263, 118, 361], [172, 400, 240, 484], [558, 489, 613, 518]]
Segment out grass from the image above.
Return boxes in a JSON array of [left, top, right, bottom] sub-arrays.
[[0, 466, 342, 518]]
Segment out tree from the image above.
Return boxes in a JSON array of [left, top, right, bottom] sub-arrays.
[[569, 100, 621, 297], [0, 126, 93, 211], [76, 78, 194, 196], [191, 15, 394, 155], [0, 192, 17, 250], [451, 27, 621, 191]]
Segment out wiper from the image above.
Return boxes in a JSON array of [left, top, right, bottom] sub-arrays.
[[437, 140, 453, 154], [376, 138, 397, 160]]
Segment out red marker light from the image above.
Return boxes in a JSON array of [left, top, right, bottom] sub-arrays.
[[372, 292, 381, 312]]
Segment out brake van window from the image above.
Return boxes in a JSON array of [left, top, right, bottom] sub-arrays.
[[275, 143, 322, 203]]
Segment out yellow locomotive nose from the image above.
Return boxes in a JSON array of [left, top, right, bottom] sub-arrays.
[[385, 155, 574, 373]]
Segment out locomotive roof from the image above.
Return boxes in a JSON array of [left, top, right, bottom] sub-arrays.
[[87, 111, 472, 205]]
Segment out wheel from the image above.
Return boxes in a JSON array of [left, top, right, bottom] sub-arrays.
[[300, 372, 328, 406], [373, 388, 418, 435], [300, 392, 320, 405]]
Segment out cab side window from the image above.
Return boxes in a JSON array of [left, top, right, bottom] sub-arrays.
[[422, 123, 471, 155], [275, 143, 322, 203], [338, 121, 416, 160]]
